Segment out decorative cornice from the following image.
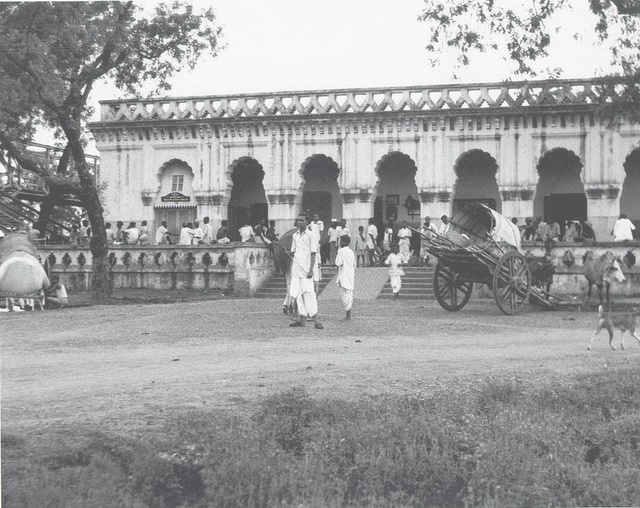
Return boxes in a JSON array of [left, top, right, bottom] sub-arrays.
[[520, 189, 534, 201], [420, 189, 453, 203], [93, 78, 618, 127], [267, 193, 297, 205], [586, 185, 620, 200], [500, 187, 535, 201], [341, 192, 359, 204]]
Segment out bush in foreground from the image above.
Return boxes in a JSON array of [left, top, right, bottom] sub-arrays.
[[3, 369, 640, 507]]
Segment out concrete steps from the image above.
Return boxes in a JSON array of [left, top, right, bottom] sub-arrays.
[[378, 265, 435, 300], [254, 266, 338, 298]]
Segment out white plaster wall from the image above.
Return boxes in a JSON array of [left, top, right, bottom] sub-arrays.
[[99, 145, 145, 223], [92, 107, 640, 245]]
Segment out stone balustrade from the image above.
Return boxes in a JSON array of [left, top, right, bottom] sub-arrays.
[[33, 241, 640, 298], [97, 78, 620, 124], [40, 243, 274, 295], [522, 241, 640, 297]]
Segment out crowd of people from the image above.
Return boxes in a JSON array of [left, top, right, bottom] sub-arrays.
[[6, 211, 633, 250], [282, 213, 435, 328], [513, 214, 637, 246]]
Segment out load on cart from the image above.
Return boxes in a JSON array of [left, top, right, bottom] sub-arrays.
[[413, 202, 561, 315]]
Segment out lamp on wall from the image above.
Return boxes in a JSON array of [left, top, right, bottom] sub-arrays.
[[404, 194, 420, 219]]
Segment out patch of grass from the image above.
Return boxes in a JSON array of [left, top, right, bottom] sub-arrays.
[[3, 369, 640, 507]]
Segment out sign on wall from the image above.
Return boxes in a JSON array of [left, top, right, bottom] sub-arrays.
[[161, 192, 191, 202]]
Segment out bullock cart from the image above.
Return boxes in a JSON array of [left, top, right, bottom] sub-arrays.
[[414, 203, 559, 315]]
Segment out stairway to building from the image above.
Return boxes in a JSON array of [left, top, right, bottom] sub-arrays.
[[378, 265, 435, 300], [254, 265, 338, 298], [0, 189, 71, 235]]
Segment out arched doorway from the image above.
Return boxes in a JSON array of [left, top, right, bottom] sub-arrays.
[[621, 148, 640, 226], [452, 149, 501, 214], [154, 159, 197, 239], [534, 148, 586, 233], [300, 155, 341, 225], [374, 152, 420, 249], [228, 157, 268, 241]]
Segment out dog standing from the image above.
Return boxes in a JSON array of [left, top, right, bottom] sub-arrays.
[[588, 305, 640, 350]]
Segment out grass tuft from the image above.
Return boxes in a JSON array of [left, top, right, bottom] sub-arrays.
[[3, 368, 640, 507]]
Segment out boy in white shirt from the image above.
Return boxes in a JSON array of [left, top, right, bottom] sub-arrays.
[[385, 243, 405, 300], [45, 275, 68, 309], [335, 235, 356, 320]]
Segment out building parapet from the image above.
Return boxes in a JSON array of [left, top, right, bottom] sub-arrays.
[[94, 78, 622, 126]]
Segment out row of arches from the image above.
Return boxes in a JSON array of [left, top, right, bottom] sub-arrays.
[[157, 147, 640, 239]]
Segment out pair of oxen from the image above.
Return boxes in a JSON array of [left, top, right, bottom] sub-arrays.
[[0, 233, 50, 301]]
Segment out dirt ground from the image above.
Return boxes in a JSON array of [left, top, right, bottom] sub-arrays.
[[2, 296, 640, 436]]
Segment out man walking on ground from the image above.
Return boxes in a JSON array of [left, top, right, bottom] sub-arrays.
[[335, 235, 356, 321], [288, 214, 323, 329]]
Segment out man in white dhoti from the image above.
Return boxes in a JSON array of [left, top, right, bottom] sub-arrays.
[[397, 220, 412, 261], [288, 214, 323, 329], [335, 235, 356, 321]]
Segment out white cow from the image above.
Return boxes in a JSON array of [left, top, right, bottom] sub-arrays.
[[0, 233, 50, 311]]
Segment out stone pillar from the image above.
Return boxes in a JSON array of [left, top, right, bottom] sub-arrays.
[[342, 189, 375, 232], [267, 192, 299, 235], [191, 193, 227, 229], [419, 188, 453, 223], [585, 185, 620, 241], [499, 186, 535, 221]]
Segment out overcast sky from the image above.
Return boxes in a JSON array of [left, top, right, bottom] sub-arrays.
[[92, 0, 614, 100]]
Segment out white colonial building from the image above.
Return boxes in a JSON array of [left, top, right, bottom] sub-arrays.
[[89, 78, 640, 241]]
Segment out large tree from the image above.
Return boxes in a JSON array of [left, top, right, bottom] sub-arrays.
[[419, 1, 640, 82], [0, 1, 223, 302]]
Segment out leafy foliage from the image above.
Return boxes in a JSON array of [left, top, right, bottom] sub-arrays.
[[0, 1, 223, 142], [0, 1, 224, 301], [419, 0, 640, 78]]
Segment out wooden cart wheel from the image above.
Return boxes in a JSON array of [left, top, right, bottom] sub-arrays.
[[493, 251, 531, 315], [433, 263, 473, 312]]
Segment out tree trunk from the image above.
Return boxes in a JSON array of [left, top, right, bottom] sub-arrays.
[[82, 185, 111, 303], [63, 124, 112, 304]]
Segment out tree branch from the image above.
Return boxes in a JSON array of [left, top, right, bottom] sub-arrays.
[[611, 0, 640, 15]]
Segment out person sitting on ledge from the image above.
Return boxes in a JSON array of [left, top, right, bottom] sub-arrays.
[[216, 220, 230, 244], [577, 220, 596, 242]]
